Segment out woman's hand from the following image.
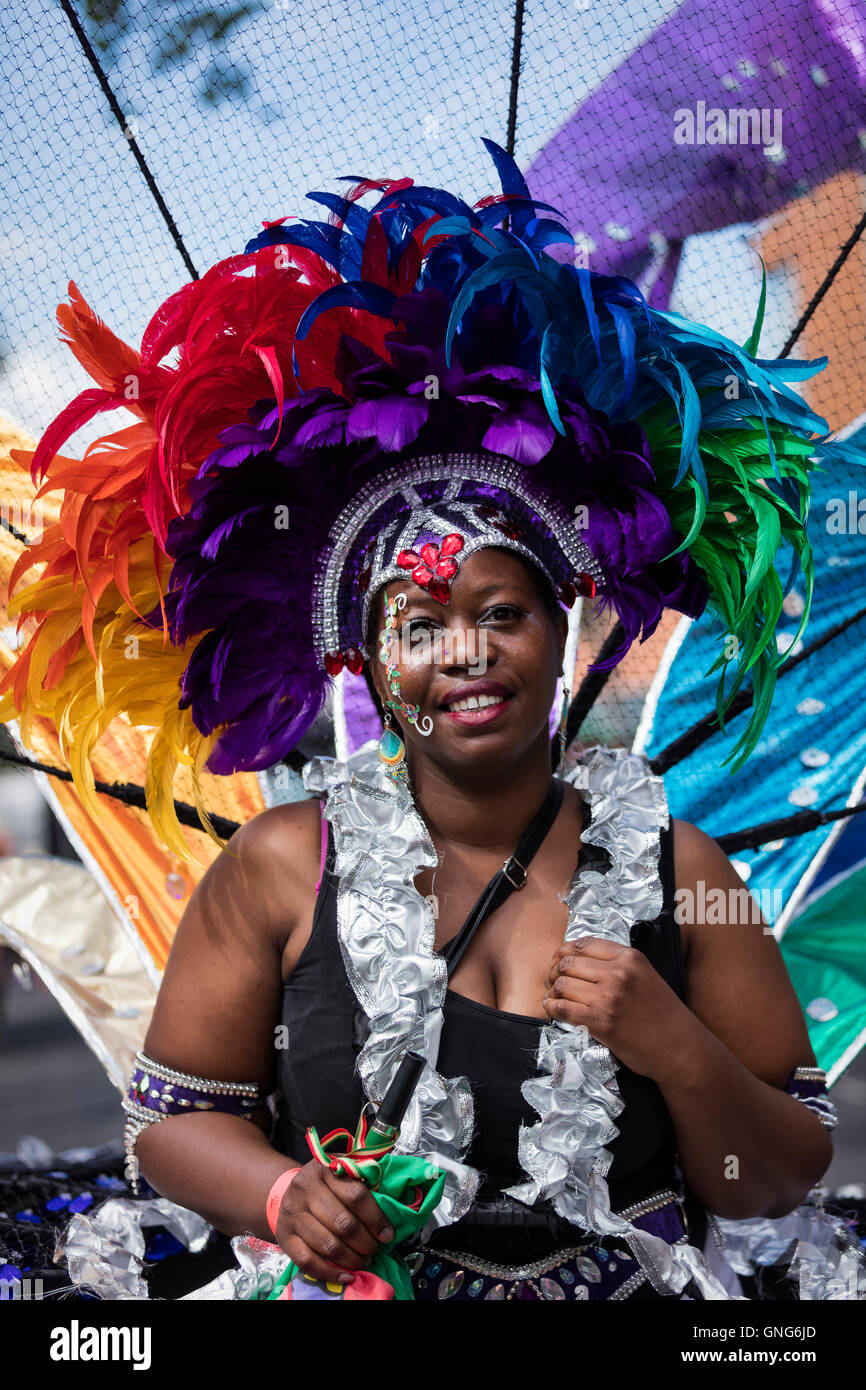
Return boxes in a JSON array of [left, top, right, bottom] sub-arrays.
[[274, 1161, 395, 1284], [542, 937, 698, 1083]]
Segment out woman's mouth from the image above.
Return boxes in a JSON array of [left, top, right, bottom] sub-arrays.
[[440, 684, 514, 726]]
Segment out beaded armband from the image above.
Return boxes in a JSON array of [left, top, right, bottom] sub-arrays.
[[122, 1050, 264, 1194], [784, 1065, 838, 1131]]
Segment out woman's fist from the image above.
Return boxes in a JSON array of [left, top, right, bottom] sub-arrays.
[[273, 1160, 394, 1284]]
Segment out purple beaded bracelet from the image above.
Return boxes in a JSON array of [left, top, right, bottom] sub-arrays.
[[122, 1050, 264, 1193], [784, 1065, 838, 1131]]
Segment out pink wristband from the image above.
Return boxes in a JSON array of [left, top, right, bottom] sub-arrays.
[[266, 1166, 301, 1237]]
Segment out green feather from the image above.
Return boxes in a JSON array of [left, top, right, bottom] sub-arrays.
[[742, 259, 767, 357]]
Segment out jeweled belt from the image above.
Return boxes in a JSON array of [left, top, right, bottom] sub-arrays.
[[406, 1187, 690, 1300], [421, 1183, 685, 1263]]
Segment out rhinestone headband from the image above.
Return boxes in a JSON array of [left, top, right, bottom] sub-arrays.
[[311, 450, 606, 668]]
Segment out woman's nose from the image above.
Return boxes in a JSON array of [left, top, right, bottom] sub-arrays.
[[438, 626, 491, 675]]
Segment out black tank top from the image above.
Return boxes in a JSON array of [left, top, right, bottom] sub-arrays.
[[273, 799, 687, 1214]]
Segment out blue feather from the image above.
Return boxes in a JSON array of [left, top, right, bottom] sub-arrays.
[[574, 268, 602, 366], [304, 191, 371, 241], [753, 355, 830, 380], [474, 197, 567, 227], [521, 217, 575, 251], [244, 221, 337, 256], [606, 302, 638, 415], [539, 323, 566, 435], [294, 282, 398, 345], [480, 137, 534, 239], [442, 252, 570, 365], [259, 220, 346, 269], [369, 184, 479, 224], [421, 215, 483, 245]]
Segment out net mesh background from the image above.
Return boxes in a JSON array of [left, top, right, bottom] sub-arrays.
[[1, 0, 864, 829]]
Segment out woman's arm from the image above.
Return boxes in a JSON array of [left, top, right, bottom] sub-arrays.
[[544, 817, 832, 1220], [133, 799, 318, 1229], [656, 817, 832, 1219], [132, 801, 393, 1278]]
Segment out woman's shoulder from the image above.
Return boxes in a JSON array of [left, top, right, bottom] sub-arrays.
[[146, 798, 327, 1056], [668, 815, 734, 888], [226, 800, 325, 895], [230, 796, 324, 867], [668, 815, 769, 965], [207, 797, 325, 942]]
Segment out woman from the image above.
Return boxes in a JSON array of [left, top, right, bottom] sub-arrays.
[[130, 536, 833, 1301], [4, 139, 850, 1299]]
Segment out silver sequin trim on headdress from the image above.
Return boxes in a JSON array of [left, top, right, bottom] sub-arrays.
[[311, 451, 605, 664]]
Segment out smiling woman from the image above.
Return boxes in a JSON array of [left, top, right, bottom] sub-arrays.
[[132, 469, 836, 1300], [122, 130, 847, 1293], [134, 516, 834, 1301], [5, 138, 858, 1302]]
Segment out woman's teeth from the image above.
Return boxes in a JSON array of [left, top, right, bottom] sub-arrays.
[[448, 693, 506, 712]]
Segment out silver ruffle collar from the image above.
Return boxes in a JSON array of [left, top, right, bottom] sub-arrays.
[[303, 743, 734, 1297]]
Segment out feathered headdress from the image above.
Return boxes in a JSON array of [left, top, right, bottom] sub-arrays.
[[0, 138, 851, 854]]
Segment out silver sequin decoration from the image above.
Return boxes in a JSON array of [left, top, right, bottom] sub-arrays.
[[782, 590, 805, 618], [800, 747, 830, 768], [789, 783, 819, 807], [796, 698, 825, 716], [806, 997, 839, 1022]]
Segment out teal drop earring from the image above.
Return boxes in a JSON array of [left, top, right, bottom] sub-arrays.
[[378, 710, 407, 782]]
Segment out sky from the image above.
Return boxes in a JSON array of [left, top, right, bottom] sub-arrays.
[[0, 0, 791, 446]]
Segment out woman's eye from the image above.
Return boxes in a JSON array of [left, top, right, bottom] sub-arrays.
[[482, 604, 523, 622]]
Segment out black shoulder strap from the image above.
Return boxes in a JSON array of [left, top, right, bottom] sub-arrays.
[[442, 778, 565, 979]]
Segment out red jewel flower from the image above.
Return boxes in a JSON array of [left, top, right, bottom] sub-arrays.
[[396, 533, 465, 604]]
